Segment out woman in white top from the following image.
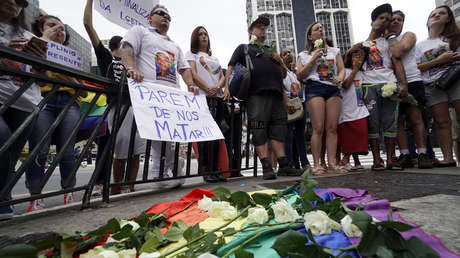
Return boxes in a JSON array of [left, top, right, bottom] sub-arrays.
[[416, 5, 460, 167], [0, 0, 45, 219], [297, 22, 346, 175], [185, 26, 229, 183]]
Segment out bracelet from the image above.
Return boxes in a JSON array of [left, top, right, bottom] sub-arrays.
[[386, 33, 397, 40]]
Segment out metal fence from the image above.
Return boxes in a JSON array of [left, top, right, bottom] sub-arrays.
[[0, 45, 257, 212]]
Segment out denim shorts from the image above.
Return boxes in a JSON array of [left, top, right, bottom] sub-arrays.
[[304, 80, 341, 101]]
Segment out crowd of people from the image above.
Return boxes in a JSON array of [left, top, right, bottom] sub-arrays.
[[0, 0, 459, 220]]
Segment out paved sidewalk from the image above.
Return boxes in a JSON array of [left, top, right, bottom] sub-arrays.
[[1, 167, 459, 254]]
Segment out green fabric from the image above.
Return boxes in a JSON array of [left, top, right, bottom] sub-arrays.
[[79, 102, 106, 116]]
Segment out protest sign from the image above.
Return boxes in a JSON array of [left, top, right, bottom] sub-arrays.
[[128, 80, 224, 143], [46, 41, 83, 70], [94, 0, 158, 29]]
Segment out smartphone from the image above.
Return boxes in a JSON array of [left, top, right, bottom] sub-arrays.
[[26, 37, 48, 51]]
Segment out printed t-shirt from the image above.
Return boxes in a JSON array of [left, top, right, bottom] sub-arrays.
[[283, 70, 304, 102], [339, 69, 369, 124], [415, 37, 454, 84], [361, 37, 397, 84], [297, 47, 341, 86], [0, 23, 42, 112], [122, 26, 190, 88], [185, 51, 222, 97], [397, 33, 423, 83]]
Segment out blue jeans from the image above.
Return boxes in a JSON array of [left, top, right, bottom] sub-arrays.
[[0, 107, 35, 208], [285, 107, 309, 168], [26, 92, 80, 194]]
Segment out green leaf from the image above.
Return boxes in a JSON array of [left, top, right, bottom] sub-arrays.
[[405, 237, 440, 258], [358, 224, 386, 257], [106, 218, 121, 233], [154, 227, 166, 243], [251, 193, 272, 208], [271, 230, 309, 257], [183, 224, 204, 242], [34, 236, 62, 251], [75, 236, 98, 253], [144, 231, 155, 241], [204, 232, 218, 246], [0, 244, 38, 258], [230, 191, 251, 210], [376, 246, 394, 258], [222, 227, 237, 237], [140, 236, 161, 253], [164, 227, 183, 242], [135, 212, 149, 228], [348, 211, 372, 232], [130, 234, 142, 251], [212, 187, 231, 201], [383, 228, 407, 251], [235, 248, 254, 258], [299, 189, 324, 206], [377, 221, 415, 232], [173, 220, 189, 232], [112, 224, 133, 240]]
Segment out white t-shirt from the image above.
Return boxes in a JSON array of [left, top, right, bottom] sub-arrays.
[[339, 69, 369, 124], [415, 37, 454, 84], [397, 33, 423, 83], [0, 23, 42, 112], [122, 26, 190, 88], [185, 51, 222, 97], [283, 70, 304, 102], [361, 37, 397, 84], [298, 47, 341, 86]]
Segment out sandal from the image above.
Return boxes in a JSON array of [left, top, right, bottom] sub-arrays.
[[353, 165, 365, 171], [311, 166, 326, 176], [329, 166, 348, 174], [387, 162, 404, 171], [371, 163, 385, 171]]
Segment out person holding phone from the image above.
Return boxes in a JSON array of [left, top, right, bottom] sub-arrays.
[[0, 0, 46, 220]]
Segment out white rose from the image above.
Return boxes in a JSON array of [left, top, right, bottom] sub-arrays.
[[120, 220, 140, 232], [118, 248, 137, 258], [314, 39, 323, 48], [271, 199, 300, 223], [340, 215, 362, 238], [304, 210, 341, 235], [198, 195, 213, 212], [381, 82, 397, 97], [247, 207, 269, 224], [208, 201, 237, 220], [80, 246, 104, 258], [197, 253, 219, 258], [439, 42, 448, 49], [221, 205, 237, 220], [250, 35, 258, 44], [139, 252, 161, 258], [97, 250, 120, 258]]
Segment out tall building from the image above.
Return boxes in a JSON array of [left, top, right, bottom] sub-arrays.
[[23, 0, 40, 31], [435, 0, 460, 25], [246, 0, 354, 55]]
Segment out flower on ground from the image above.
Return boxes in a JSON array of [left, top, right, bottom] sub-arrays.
[[119, 220, 140, 232], [208, 201, 237, 220], [139, 252, 161, 258], [197, 253, 219, 258], [340, 215, 362, 238], [247, 207, 269, 224], [271, 199, 300, 223], [198, 195, 214, 212], [118, 248, 137, 258], [381, 82, 398, 97], [314, 39, 324, 48], [80, 246, 118, 258], [304, 210, 342, 235]]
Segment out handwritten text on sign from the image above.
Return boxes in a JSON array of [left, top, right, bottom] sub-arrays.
[[46, 41, 82, 70], [94, 0, 158, 29], [128, 80, 224, 143]]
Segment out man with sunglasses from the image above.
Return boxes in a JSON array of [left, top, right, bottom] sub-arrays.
[[121, 5, 198, 188]]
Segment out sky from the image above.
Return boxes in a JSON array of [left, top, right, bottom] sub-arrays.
[[39, 0, 436, 69]]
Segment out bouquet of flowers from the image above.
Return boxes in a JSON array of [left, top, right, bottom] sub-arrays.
[[380, 82, 418, 105]]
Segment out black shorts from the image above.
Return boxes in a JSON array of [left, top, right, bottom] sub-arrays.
[[400, 81, 426, 113], [247, 91, 287, 146]]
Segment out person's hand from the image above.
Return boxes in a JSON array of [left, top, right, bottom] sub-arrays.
[[207, 87, 219, 96], [127, 68, 144, 83], [221, 87, 231, 101], [398, 84, 408, 98], [271, 53, 283, 64], [332, 76, 343, 85], [286, 101, 296, 114], [352, 56, 364, 71], [188, 85, 199, 95], [436, 51, 460, 64], [7, 37, 28, 50], [346, 42, 363, 56], [311, 49, 323, 62]]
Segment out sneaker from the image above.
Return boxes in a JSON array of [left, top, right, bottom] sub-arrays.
[[397, 154, 414, 168], [203, 174, 219, 183], [418, 153, 434, 169], [27, 199, 45, 212], [64, 193, 75, 205], [0, 205, 13, 220], [262, 168, 277, 180], [277, 166, 304, 176], [91, 184, 103, 197]]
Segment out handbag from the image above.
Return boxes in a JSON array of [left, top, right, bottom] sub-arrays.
[[229, 44, 254, 100], [429, 64, 460, 91], [287, 97, 304, 123]]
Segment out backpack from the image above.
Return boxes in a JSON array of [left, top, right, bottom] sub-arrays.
[[229, 44, 254, 100]]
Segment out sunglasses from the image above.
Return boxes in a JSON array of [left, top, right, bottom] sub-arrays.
[[15, 0, 29, 8], [152, 10, 171, 21]]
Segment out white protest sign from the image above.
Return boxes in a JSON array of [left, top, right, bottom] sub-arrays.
[[128, 80, 224, 143], [46, 41, 83, 70], [94, 0, 158, 29]]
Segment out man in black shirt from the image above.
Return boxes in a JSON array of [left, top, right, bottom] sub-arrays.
[[225, 16, 303, 180], [84, 0, 143, 195]]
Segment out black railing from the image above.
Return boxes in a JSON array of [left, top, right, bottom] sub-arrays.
[[0, 45, 257, 213]]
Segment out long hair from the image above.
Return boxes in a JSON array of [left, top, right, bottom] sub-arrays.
[[190, 26, 211, 55], [343, 46, 370, 70], [32, 15, 70, 45], [428, 5, 460, 50], [305, 22, 329, 54]]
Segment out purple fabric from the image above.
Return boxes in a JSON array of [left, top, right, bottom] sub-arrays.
[[316, 188, 460, 258]]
